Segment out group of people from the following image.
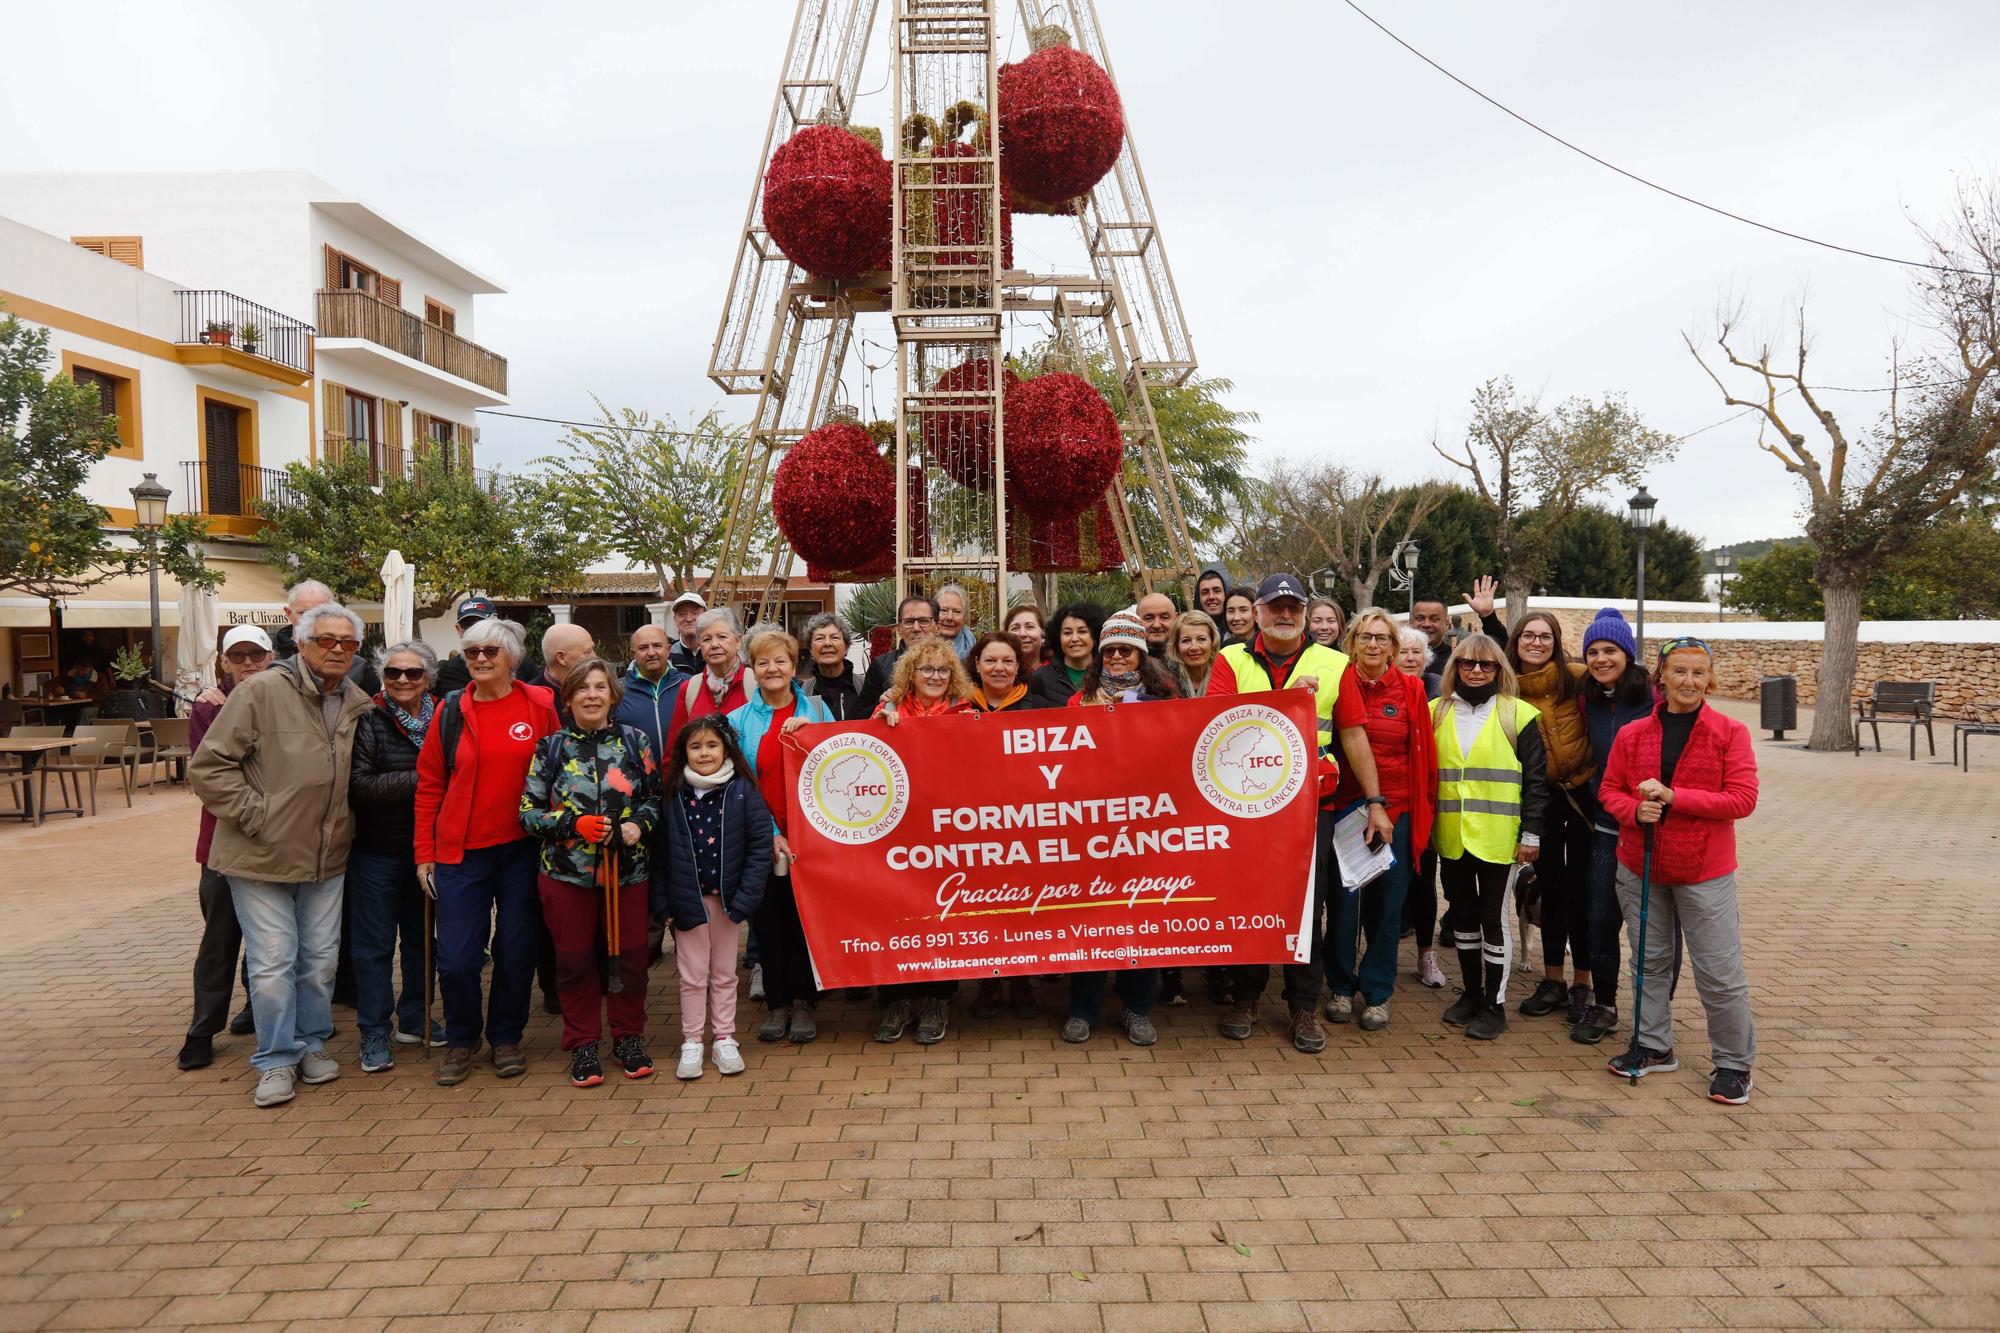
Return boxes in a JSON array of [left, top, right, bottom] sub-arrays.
[[174, 566, 1761, 1110]]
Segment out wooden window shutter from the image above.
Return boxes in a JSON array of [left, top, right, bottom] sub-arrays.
[[321, 380, 347, 460], [379, 274, 402, 308], [411, 410, 432, 459], [458, 422, 475, 473], [323, 244, 341, 292], [71, 236, 143, 268], [383, 399, 404, 454]]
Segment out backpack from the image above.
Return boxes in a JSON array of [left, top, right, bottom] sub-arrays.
[[437, 689, 466, 782]]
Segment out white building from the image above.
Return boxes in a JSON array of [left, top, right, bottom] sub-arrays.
[[0, 171, 508, 694]]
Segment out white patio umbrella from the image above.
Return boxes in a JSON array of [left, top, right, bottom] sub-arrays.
[[380, 549, 414, 644], [174, 583, 220, 702]]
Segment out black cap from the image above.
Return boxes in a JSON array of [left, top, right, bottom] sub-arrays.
[[455, 596, 497, 626], [1255, 573, 1307, 605]]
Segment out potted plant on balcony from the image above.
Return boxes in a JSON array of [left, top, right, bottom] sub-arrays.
[[97, 644, 155, 721], [202, 320, 234, 347], [237, 320, 261, 355]]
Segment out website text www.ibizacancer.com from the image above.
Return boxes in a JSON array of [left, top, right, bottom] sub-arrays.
[[892, 941, 1235, 973]]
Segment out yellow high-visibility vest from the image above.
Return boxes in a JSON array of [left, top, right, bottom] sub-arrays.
[[1430, 695, 1540, 863], [1217, 640, 1349, 769]]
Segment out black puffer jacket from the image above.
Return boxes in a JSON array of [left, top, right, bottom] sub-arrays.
[[348, 700, 425, 857]]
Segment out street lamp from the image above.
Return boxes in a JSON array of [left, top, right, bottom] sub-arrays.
[[1712, 551, 1734, 608], [1386, 538, 1422, 617], [1627, 484, 1657, 652], [131, 472, 171, 694]]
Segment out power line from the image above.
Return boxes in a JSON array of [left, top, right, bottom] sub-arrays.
[[1339, 0, 1990, 277], [476, 408, 732, 439]]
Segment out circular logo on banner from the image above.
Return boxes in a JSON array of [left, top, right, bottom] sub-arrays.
[[1191, 704, 1309, 818], [797, 734, 909, 844]]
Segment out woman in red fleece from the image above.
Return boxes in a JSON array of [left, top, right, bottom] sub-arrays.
[[1598, 638, 1759, 1105]]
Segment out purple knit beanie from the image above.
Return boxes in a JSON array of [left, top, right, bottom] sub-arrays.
[[1582, 606, 1638, 662]]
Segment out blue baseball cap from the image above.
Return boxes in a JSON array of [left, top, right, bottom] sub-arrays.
[[455, 596, 497, 626], [1255, 573, 1307, 605]]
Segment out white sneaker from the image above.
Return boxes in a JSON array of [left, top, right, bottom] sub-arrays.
[[748, 965, 765, 1001], [298, 1050, 340, 1085], [713, 1038, 745, 1076], [253, 1066, 297, 1107], [676, 1042, 705, 1080]]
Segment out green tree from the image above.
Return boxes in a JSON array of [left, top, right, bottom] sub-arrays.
[[534, 400, 764, 599], [258, 451, 591, 618], [1539, 504, 1706, 601], [0, 308, 124, 602], [1727, 521, 2000, 620], [1405, 486, 1503, 610]]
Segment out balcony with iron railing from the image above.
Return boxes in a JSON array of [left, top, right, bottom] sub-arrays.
[[174, 291, 315, 385], [315, 289, 508, 398], [321, 435, 507, 493], [178, 461, 299, 533]]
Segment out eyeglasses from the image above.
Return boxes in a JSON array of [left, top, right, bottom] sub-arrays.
[[382, 666, 428, 682], [916, 665, 952, 677], [1458, 660, 1498, 675], [1517, 631, 1555, 645], [463, 644, 504, 661], [1356, 632, 1395, 645], [310, 636, 359, 653], [899, 616, 935, 628]]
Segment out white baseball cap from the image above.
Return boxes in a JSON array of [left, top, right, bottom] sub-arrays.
[[222, 625, 274, 653], [669, 590, 708, 611]]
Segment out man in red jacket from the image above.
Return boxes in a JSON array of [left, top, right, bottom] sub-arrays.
[[1597, 638, 1759, 1105]]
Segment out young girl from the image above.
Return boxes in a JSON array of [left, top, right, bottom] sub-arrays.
[[649, 715, 774, 1080]]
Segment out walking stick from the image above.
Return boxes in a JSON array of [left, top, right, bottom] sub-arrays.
[[422, 885, 436, 1056], [1625, 822, 1655, 1086], [604, 841, 625, 995]]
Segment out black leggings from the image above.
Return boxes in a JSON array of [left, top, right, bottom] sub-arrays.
[[752, 874, 819, 1009], [1538, 793, 1596, 973], [1440, 854, 1517, 1005], [1404, 848, 1440, 949]]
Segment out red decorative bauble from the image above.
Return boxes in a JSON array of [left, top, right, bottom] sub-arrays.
[[1004, 371, 1122, 520], [919, 357, 1018, 491], [932, 140, 1014, 271], [762, 125, 892, 280], [772, 421, 894, 574], [1007, 492, 1125, 573], [998, 46, 1125, 206]]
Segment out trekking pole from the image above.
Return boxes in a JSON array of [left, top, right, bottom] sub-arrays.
[[422, 885, 436, 1057], [1625, 822, 1655, 1086], [604, 842, 625, 995]]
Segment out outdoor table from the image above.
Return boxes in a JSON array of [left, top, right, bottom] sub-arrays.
[[0, 738, 82, 824], [15, 698, 93, 729]]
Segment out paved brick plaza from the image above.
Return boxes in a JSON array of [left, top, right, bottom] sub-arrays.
[[1, 700, 1995, 1331]]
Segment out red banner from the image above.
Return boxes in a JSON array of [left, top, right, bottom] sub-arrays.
[[782, 692, 1320, 988]]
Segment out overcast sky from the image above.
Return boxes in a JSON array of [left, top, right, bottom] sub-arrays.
[[4, 1, 1996, 550]]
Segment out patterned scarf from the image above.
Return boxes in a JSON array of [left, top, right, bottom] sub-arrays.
[[385, 693, 436, 748], [1100, 668, 1143, 694], [705, 666, 736, 706]]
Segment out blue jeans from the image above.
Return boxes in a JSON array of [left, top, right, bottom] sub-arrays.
[[347, 848, 428, 1041], [228, 872, 343, 1072], [1325, 812, 1412, 1006], [435, 840, 539, 1049], [1069, 968, 1159, 1023]]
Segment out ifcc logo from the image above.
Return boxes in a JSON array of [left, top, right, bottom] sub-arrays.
[[1191, 703, 1307, 818], [796, 734, 909, 844]]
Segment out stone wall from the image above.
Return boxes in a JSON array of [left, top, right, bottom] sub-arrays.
[[1448, 603, 1747, 650], [1638, 632, 2000, 719]]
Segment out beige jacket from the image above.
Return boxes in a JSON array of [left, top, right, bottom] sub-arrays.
[[189, 655, 371, 883]]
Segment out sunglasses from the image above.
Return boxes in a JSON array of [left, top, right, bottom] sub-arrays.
[[463, 644, 505, 661], [1458, 660, 1498, 674], [223, 649, 269, 664], [1658, 636, 1712, 661], [310, 636, 359, 652], [382, 666, 428, 682]]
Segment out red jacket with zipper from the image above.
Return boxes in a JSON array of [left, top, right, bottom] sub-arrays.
[[413, 683, 560, 866], [1598, 700, 1758, 885]]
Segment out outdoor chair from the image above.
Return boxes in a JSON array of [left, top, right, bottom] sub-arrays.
[[1954, 699, 2000, 772], [1854, 681, 1937, 760], [63, 723, 147, 808], [16, 725, 95, 817], [146, 717, 193, 787]]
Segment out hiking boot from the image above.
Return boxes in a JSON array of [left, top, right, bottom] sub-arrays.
[[228, 1006, 256, 1036], [1607, 1045, 1678, 1079], [436, 1044, 478, 1086], [359, 1033, 393, 1073], [748, 964, 766, 1002], [176, 1035, 213, 1071], [1290, 1009, 1326, 1054], [713, 1037, 745, 1075], [1359, 1003, 1389, 1032], [1567, 982, 1592, 1026], [1519, 978, 1568, 1017], [787, 1003, 818, 1044], [1157, 969, 1185, 1006], [541, 991, 562, 1015], [1123, 1012, 1157, 1046], [569, 1043, 605, 1088], [1572, 1005, 1617, 1045], [253, 1065, 296, 1107], [298, 1050, 340, 1084], [874, 999, 913, 1043], [1061, 1016, 1091, 1043], [676, 1041, 705, 1080], [1008, 978, 1039, 1020], [491, 1044, 527, 1079], [1220, 1003, 1254, 1041], [1418, 951, 1446, 989], [1708, 1068, 1753, 1105], [1324, 993, 1353, 1024], [1465, 1004, 1508, 1041], [970, 979, 1003, 1019], [758, 1004, 791, 1043], [914, 997, 949, 1045], [613, 1035, 654, 1079], [1442, 991, 1482, 1026], [395, 1019, 445, 1046]]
